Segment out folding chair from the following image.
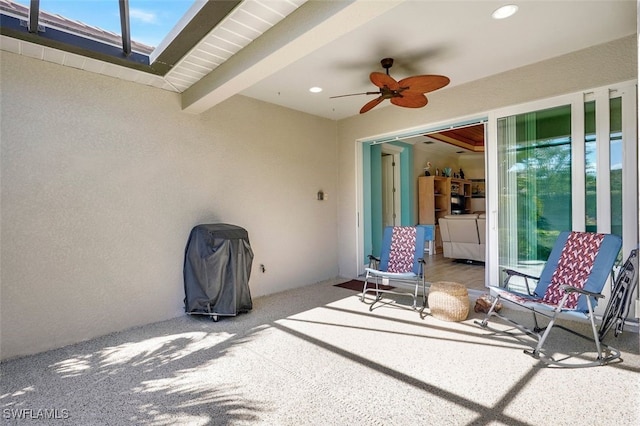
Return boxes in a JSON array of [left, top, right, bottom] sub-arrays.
[[598, 248, 638, 341], [476, 231, 624, 367], [361, 226, 427, 311]]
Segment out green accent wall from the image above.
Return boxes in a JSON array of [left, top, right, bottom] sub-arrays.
[[370, 144, 383, 257], [392, 141, 414, 225], [362, 144, 373, 264], [362, 141, 414, 263]]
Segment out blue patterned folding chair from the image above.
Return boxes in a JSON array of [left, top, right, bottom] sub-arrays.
[[476, 231, 624, 367], [361, 226, 427, 311]]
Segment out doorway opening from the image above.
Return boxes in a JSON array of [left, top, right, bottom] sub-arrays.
[[358, 119, 488, 292]]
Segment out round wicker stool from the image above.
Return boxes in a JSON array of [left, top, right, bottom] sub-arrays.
[[428, 281, 469, 322]]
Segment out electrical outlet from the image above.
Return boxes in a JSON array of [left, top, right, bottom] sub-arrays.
[[260, 264, 266, 273]]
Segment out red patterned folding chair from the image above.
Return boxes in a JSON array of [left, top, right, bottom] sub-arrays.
[[362, 226, 427, 311], [476, 231, 623, 367]]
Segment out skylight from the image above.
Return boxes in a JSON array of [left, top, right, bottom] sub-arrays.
[[12, 0, 196, 49], [1, 0, 306, 92]]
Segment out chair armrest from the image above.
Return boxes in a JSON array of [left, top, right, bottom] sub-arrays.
[[504, 268, 539, 280], [560, 284, 605, 299], [503, 268, 540, 296]]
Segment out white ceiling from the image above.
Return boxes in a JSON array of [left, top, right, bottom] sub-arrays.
[[237, 0, 637, 120], [1, 0, 637, 121]]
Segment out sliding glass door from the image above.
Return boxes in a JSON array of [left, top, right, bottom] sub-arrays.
[[496, 105, 572, 275], [487, 82, 637, 307]]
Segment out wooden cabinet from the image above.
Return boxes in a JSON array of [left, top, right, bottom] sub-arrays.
[[418, 176, 472, 254], [418, 176, 472, 225]]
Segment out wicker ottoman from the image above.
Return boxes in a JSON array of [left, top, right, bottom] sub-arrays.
[[428, 281, 469, 322]]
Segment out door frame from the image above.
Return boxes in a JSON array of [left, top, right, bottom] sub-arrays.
[[485, 80, 637, 315], [355, 116, 488, 276], [381, 144, 402, 227]]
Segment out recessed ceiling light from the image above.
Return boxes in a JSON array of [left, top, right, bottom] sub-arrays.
[[492, 4, 518, 20], [309, 86, 323, 93]]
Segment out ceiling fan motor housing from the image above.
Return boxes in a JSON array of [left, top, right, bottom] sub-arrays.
[[380, 57, 394, 72]]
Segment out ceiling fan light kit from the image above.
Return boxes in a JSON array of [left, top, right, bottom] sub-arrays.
[[332, 58, 450, 114]]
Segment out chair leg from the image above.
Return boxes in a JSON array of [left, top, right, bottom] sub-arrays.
[[524, 296, 620, 367], [585, 297, 605, 362], [525, 316, 555, 359], [526, 293, 568, 359], [478, 295, 503, 327], [361, 274, 378, 303], [477, 292, 623, 366], [360, 277, 368, 302], [412, 283, 419, 310], [361, 276, 385, 311]]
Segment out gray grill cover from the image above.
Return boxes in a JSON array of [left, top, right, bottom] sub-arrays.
[[183, 224, 253, 316]]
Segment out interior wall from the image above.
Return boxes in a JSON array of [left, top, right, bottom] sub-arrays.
[[0, 52, 339, 360], [413, 147, 459, 220], [459, 154, 486, 213], [458, 154, 485, 180], [336, 35, 637, 278]]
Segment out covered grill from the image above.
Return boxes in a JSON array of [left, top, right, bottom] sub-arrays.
[[183, 224, 253, 321]]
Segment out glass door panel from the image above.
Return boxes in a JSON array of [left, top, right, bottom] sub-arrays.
[[584, 100, 597, 232], [609, 97, 622, 238], [497, 105, 572, 288], [584, 97, 623, 237]]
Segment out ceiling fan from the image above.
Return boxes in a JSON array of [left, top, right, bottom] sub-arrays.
[[331, 58, 450, 114]]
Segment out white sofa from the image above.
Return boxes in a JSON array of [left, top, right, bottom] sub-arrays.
[[438, 214, 486, 262]]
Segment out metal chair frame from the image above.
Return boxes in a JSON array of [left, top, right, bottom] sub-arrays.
[[476, 231, 627, 367], [598, 249, 638, 341], [361, 226, 428, 311]]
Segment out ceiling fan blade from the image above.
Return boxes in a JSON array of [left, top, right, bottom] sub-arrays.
[[391, 92, 428, 108], [360, 96, 385, 114], [370, 72, 399, 90], [330, 91, 380, 99], [398, 75, 450, 93]]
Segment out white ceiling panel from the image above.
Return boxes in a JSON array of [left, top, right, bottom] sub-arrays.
[[164, 0, 308, 93], [223, 17, 264, 39], [241, 1, 293, 24]]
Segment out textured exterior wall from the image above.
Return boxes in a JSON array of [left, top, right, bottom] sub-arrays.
[[0, 52, 339, 360]]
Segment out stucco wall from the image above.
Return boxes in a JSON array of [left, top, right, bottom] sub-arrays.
[[0, 52, 339, 360], [336, 35, 637, 278]]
